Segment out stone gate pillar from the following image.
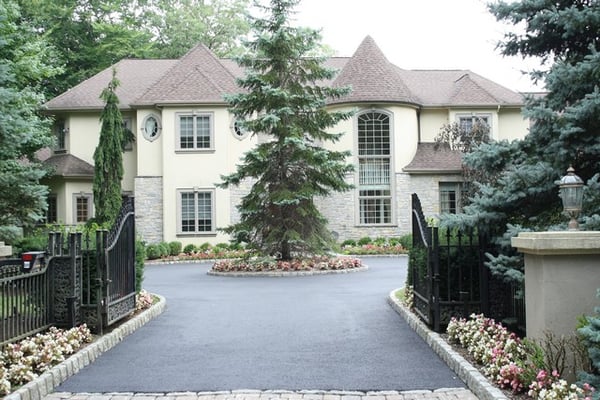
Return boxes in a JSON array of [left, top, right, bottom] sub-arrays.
[[512, 231, 600, 341]]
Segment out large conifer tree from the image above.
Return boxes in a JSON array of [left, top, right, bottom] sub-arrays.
[[442, 0, 600, 283], [93, 69, 124, 226], [219, 0, 354, 260]]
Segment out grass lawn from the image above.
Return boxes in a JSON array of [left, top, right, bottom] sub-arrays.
[[395, 288, 405, 302]]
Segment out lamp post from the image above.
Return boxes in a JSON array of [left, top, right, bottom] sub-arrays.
[[557, 166, 584, 230]]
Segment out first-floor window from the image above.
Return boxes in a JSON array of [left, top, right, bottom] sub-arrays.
[[46, 195, 58, 223], [359, 190, 392, 224], [440, 182, 461, 214], [73, 193, 92, 223], [178, 189, 214, 234]]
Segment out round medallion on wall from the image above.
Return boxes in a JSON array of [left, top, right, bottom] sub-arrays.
[[142, 114, 161, 142]]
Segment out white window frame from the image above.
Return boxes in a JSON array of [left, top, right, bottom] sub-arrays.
[[456, 113, 491, 134], [72, 192, 93, 223], [122, 117, 134, 151], [355, 110, 395, 226], [176, 112, 215, 152], [439, 182, 461, 214], [176, 188, 216, 235], [54, 120, 67, 154]]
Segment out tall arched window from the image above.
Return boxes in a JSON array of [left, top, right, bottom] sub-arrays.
[[357, 111, 392, 224]]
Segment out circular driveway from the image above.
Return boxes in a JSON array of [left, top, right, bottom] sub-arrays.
[[56, 257, 463, 393]]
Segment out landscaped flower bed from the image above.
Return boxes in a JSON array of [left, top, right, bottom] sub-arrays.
[[0, 290, 157, 396], [211, 255, 362, 273], [447, 314, 596, 399]]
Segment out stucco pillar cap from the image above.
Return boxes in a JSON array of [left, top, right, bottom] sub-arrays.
[[511, 231, 600, 255]]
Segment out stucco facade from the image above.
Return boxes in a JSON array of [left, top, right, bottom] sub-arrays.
[[42, 37, 529, 246]]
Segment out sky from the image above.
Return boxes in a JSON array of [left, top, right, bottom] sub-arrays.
[[293, 0, 544, 93]]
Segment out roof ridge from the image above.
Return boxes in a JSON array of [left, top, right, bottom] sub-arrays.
[[449, 73, 499, 104]]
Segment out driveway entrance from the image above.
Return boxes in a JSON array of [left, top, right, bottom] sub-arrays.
[[55, 257, 464, 393]]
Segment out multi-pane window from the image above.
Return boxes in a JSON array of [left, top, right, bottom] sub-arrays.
[[458, 114, 490, 133], [357, 111, 392, 225], [122, 118, 134, 151], [178, 113, 213, 150], [55, 120, 67, 153], [178, 190, 214, 234], [73, 194, 92, 223], [440, 182, 461, 214], [46, 195, 58, 223]]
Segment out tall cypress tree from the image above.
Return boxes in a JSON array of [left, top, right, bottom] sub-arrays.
[[93, 69, 124, 226], [219, 0, 354, 260]]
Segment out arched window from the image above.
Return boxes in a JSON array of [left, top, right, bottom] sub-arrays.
[[357, 111, 392, 224]]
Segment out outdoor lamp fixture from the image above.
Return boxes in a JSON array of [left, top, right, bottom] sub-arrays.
[[558, 166, 584, 230]]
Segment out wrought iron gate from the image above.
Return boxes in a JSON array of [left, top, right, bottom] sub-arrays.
[[96, 198, 136, 332]]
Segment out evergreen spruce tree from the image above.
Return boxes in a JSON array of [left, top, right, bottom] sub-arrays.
[[0, 0, 61, 241], [578, 289, 600, 399], [219, 0, 354, 260], [441, 0, 600, 284], [93, 69, 125, 226]]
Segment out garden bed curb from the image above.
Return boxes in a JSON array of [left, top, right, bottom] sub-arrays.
[[207, 265, 369, 277], [387, 290, 508, 400], [4, 294, 167, 400]]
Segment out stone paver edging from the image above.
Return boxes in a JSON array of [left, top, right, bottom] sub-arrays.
[[387, 290, 508, 400], [4, 295, 167, 400], [207, 266, 368, 277]]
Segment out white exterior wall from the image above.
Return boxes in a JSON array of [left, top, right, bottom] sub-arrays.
[[419, 109, 449, 142], [497, 108, 529, 141]]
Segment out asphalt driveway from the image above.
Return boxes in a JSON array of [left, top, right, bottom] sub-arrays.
[[55, 257, 464, 393]]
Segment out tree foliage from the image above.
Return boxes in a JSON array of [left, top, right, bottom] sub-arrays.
[[93, 69, 124, 225], [17, 0, 251, 97], [219, 0, 354, 260], [0, 0, 61, 241], [441, 0, 600, 283]]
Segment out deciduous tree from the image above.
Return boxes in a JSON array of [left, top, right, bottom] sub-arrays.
[[0, 0, 60, 241]]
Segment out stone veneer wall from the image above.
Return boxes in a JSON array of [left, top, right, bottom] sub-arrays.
[[134, 176, 163, 244], [317, 172, 462, 241], [229, 178, 254, 225]]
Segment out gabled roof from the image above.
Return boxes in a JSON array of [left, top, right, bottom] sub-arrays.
[[133, 44, 239, 106], [43, 37, 524, 110], [330, 36, 418, 105], [43, 153, 95, 178], [43, 59, 177, 111], [403, 142, 463, 174]]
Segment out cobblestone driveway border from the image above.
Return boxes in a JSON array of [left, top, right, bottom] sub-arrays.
[[387, 290, 507, 400], [4, 295, 167, 400]]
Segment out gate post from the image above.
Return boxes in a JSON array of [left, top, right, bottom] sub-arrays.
[[431, 226, 441, 333], [95, 230, 108, 335]]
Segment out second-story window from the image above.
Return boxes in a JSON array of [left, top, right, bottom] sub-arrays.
[[177, 113, 214, 151], [54, 120, 67, 153]]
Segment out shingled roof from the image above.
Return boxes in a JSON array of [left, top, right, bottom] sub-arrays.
[[43, 153, 95, 178], [43, 59, 177, 111], [43, 37, 524, 110], [403, 142, 463, 174], [330, 36, 418, 105], [134, 44, 239, 106]]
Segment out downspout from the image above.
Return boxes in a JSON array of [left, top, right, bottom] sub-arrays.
[[417, 107, 422, 143]]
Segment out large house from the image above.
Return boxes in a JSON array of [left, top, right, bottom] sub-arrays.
[[41, 36, 528, 246]]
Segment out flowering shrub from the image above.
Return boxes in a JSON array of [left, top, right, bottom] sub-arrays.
[[447, 314, 595, 398], [341, 243, 408, 255], [529, 370, 595, 399], [136, 289, 154, 311], [211, 256, 362, 273], [0, 325, 92, 395]]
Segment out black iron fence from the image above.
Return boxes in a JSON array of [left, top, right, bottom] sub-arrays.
[[410, 193, 525, 334], [1, 198, 137, 346]]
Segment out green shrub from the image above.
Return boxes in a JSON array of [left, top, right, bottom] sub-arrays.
[[135, 240, 145, 292], [373, 237, 387, 246], [158, 242, 170, 257], [341, 239, 356, 247], [168, 241, 182, 256], [199, 242, 211, 251], [398, 234, 412, 251], [228, 242, 244, 251], [183, 244, 197, 254], [145, 244, 161, 260], [12, 231, 48, 256], [357, 236, 372, 246], [215, 242, 229, 250]]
